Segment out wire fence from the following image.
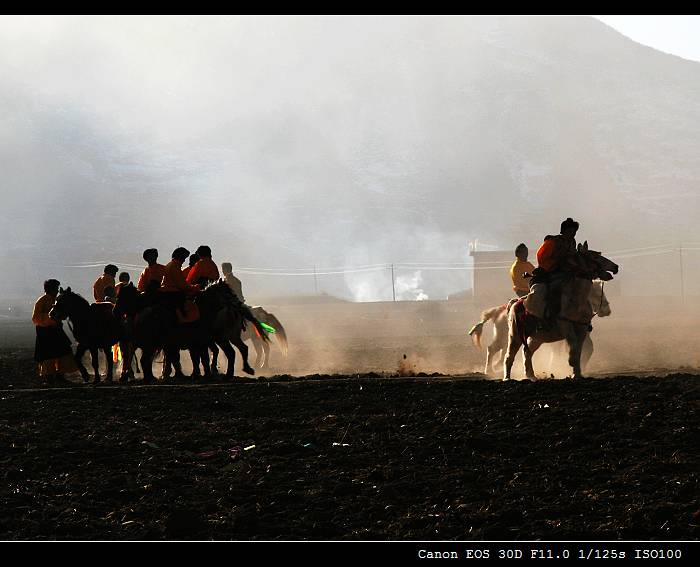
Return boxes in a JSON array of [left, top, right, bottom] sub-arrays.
[[33, 243, 700, 302]]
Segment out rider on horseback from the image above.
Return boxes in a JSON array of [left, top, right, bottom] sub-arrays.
[[531, 218, 581, 324], [186, 245, 220, 289], [221, 262, 245, 303], [161, 247, 200, 323], [182, 253, 200, 281], [137, 249, 167, 293], [510, 243, 535, 298], [93, 264, 118, 303]]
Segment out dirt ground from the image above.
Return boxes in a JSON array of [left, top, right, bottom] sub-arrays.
[[1, 298, 699, 540]]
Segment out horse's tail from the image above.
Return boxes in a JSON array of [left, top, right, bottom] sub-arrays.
[[468, 304, 507, 348], [265, 313, 288, 356], [240, 304, 271, 343]]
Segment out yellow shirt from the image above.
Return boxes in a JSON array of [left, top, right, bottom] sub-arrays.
[[32, 294, 57, 327], [510, 259, 535, 294]]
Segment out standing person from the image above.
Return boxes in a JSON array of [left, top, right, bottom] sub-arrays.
[[137, 249, 167, 293], [510, 243, 535, 298], [182, 253, 200, 281], [221, 262, 245, 303], [93, 264, 118, 302], [32, 280, 75, 384], [186, 245, 220, 288]]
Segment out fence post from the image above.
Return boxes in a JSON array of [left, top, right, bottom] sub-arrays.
[[391, 264, 396, 302], [313, 265, 319, 295]]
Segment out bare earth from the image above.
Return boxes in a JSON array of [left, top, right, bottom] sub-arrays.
[[1, 297, 699, 540]]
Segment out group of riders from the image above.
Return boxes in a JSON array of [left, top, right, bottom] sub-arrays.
[[31, 218, 616, 383], [31, 246, 249, 383]]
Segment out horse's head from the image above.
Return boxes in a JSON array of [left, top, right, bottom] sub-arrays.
[[49, 286, 83, 321], [590, 280, 611, 317], [577, 241, 619, 281]]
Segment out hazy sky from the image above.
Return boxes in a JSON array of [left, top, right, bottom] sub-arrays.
[[596, 15, 700, 63], [2, 16, 700, 302]]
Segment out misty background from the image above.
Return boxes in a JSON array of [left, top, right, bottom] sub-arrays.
[[2, 16, 700, 307]]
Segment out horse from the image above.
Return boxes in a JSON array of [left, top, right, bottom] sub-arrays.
[[210, 292, 271, 377], [233, 307, 288, 369], [49, 287, 123, 384], [469, 280, 611, 376], [503, 242, 618, 380]]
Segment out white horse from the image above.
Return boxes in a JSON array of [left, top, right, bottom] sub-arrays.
[[503, 242, 618, 380], [469, 280, 611, 376]]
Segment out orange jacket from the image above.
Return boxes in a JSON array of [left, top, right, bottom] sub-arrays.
[[537, 236, 576, 272], [137, 264, 167, 292], [161, 259, 197, 293], [32, 294, 58, 327], [186, 257, 220, 285], [93, 274, 116, 302]]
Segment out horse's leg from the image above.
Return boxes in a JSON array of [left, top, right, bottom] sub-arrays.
[[210, 342, 220, 374], [170, 348, 185, 379], [232, 336, 254, 375], [581, 334, 594, 374], [104, 346, 114, 382], [524, 338, 543, 380], [90, 348, 100, 384], [564, 325, 585, 379], [161, 351, 172, 379], [189, 348, 201, 378], [141, 348, 155, 384], [262, 340, 271, 369], [201, 344, 211, 376], [120, 341, 134, 382], [133, 349, 141, 374], [503, 322, 521, 381], [74, 344, 90, 383], [218, 339, 236, 379], [486, 331, 507, 375], [252, 337, 264, 368]]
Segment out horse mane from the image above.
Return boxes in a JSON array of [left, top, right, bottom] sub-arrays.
[[61, 288, 91, 307]]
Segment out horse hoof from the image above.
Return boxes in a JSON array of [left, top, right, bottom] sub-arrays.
[[243, 365, 255, 376]]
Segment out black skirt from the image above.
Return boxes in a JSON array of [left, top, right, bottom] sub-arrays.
[[34, 325, 73, 362]]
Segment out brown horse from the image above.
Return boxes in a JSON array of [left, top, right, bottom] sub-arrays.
[[469, 281, 611, 376], [503, 243, 618, 380]]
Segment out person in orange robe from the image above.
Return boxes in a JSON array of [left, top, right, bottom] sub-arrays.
[[161, 247, 198, 294], [32, 279, 75, 383], [137, 249, 167, 293], [182, 253, 200, 281], [186, 245, 220, 288], [93, 264, 118, 302], [533, 218, 581, 322]]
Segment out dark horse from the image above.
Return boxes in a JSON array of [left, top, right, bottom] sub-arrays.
[[209, 297, 275, 376], [115, 281, 269, 381], [49, 287, 123, 384]]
